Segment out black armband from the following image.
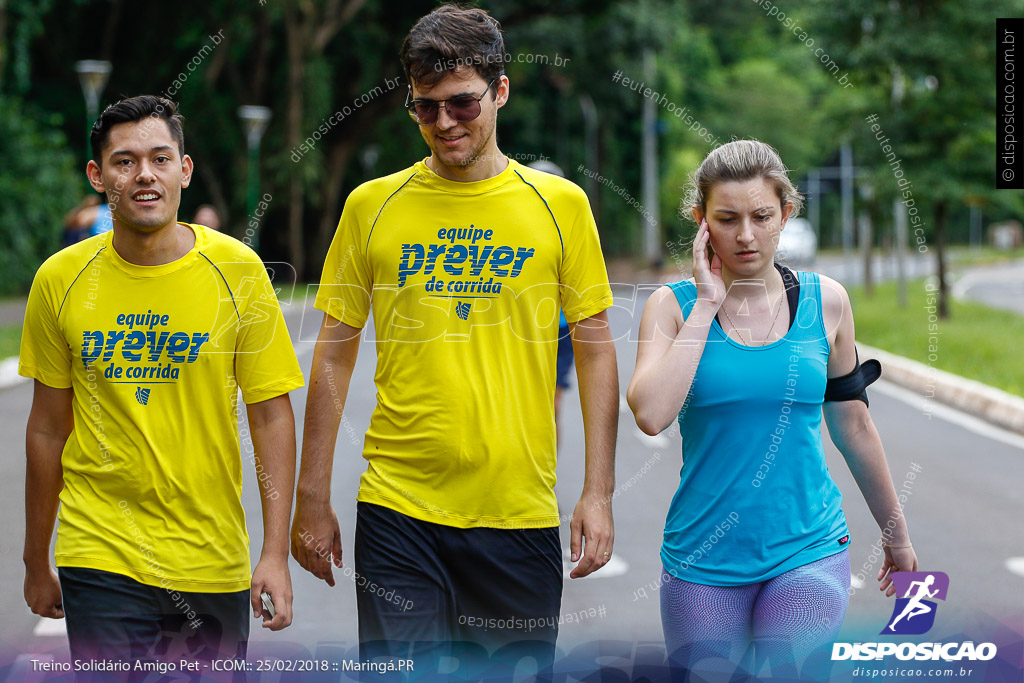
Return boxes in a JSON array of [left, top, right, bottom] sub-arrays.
[[824, 348, 881, 406]]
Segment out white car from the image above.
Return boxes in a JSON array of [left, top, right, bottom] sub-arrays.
[[777, 218, 817, 267]]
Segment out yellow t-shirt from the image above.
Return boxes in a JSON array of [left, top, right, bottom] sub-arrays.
[[315, 158, 613, 529], [19, 224, 304, 592]]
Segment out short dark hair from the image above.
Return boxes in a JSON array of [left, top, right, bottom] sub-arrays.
[[90, 95, 185, 164], [400, 4, 505, 89]]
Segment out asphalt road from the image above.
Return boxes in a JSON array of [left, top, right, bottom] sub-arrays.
[[808, 251, 935, 287], [951, 260, 1024, 316], [800, 251, 1024, 318], [0, 284, 1021, 675]]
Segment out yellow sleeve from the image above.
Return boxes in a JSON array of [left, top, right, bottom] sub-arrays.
[[234, 261, 304, 404], [314, 194, 372, 328], [559, 191, 614, 323], [19, 265, 72, 389]]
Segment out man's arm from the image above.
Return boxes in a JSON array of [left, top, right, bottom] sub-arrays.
[[24, 380, 72, 618], [567, 309, 618, 579], [289, 313, 361, 586], [247, 393, 297, 630]]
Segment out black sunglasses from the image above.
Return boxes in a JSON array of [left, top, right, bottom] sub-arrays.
[[405, 79, 497, 126]]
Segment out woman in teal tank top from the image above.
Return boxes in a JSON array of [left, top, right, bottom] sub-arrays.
[[627, 140, 917, 672]]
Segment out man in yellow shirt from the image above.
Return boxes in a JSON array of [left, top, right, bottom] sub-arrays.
[[20, 96, 304, 672], [290, 4, 619, 674]]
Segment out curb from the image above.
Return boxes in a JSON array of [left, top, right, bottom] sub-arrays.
[[858, 343, 1024, 436], [0, 357, 26, 391]]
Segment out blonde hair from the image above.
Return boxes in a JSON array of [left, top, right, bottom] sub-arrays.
[[682, 139, 803, 222]]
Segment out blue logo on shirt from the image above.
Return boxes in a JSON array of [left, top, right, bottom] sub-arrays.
[[135, 387, 151, 405], [456, 301, 471, 320]]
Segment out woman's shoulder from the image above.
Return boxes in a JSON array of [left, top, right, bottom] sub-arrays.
[[657, 279, 697, 308], [812, 272, 851, 312], [663, 278, 697, 295], [644, 280, 694, 318], [795, 270, 852, 336], [791, 270, 847, 303]]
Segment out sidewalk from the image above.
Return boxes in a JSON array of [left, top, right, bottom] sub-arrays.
[[0, 298, 25, 389], [0, 297, 26, 327], [860, 344, 1024, 435]]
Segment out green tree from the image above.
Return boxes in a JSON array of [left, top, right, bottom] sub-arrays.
[[805, 0, 1022, 318], [0, 95, 80, 294]]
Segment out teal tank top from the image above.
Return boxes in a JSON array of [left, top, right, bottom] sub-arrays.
[[660, 270, 850, 586]]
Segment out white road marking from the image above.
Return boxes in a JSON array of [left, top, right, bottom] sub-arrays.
[[850, 574, 866, 589], [951, 265, 1024, 303], [0, 356, 28, 390], [562, 548, 630, 579], [871, 379, 1024, 451], [951, 272, 981, 300], [1004, 557, 1024, 578], [33, 617, 66, 636], [633, 430, 670, 449]]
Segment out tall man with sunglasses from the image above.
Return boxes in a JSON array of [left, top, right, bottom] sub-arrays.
[[290, 3, 618, 673]]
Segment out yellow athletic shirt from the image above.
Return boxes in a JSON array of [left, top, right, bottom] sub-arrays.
[[20, 224, 304, 592], [315, 158, 613, 529]]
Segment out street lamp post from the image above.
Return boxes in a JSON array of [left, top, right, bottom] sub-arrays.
[[74, 60, 112, 162], [237, 105, 272, 253], [641, 48, 661, 270]]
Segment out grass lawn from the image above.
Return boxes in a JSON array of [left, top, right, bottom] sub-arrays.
[[816, 245, 1024, 266], [0, 324, 21, 360], [947, 246, 1024, 267], [849, 279, 1024, 397]]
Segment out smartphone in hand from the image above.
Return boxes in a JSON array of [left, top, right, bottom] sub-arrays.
[[260, 590, 276, 619]]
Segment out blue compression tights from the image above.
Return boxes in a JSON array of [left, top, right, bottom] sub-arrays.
[[660, 550, 850, 670]]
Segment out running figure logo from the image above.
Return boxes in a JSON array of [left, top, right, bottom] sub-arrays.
[[882, 571, 949, 635]]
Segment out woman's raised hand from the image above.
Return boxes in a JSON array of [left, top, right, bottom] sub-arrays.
[[693, 218, 725, 308]]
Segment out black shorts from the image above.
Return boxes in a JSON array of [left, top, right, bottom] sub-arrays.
[[58, 567, 249, 681], [354, 502, 562, 678]]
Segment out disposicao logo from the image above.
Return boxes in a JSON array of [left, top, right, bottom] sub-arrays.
[[883, 571, 948, 635], [832, 571, 997, 662]]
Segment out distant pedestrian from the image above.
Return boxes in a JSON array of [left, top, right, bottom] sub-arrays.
[[528, 160, 575, 449], [62, 195, 112, 246], [193, 203, 222, 231]]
